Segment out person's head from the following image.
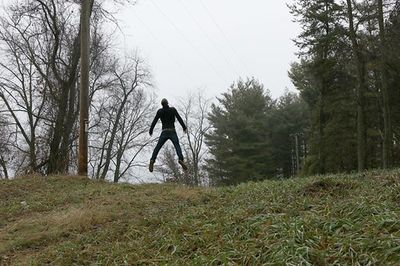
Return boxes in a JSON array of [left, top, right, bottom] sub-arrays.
[[161, 98, 169, 107]]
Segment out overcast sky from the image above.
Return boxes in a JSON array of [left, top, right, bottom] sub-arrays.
[[0, 0, 301, 182], [111, 0, 301, 102], [0, 0, 301, 101]]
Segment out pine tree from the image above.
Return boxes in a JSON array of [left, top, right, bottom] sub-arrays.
[[289, 0, 349, 174], [290, 0, 400, 173], [206, 78, 273, 185], [386, 2, 400, 166], [269, 91, 310, 177]]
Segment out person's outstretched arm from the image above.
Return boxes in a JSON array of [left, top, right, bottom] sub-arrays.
[[174, 108, 187, 132], [149, 110, 161, 136]]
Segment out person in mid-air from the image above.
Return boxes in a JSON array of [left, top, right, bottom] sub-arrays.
[[148, 98, 188, 172]]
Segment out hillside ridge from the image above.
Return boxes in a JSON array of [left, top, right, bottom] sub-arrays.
[[1, 171, 400, 265]]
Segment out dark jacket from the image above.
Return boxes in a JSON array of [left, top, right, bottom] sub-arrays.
[[149, 106, 187, 135]]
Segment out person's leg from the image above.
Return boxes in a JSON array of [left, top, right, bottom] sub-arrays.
[[150, 132, 168, 162], [170, 132, 188, 170], [170, 131, 184, 161]]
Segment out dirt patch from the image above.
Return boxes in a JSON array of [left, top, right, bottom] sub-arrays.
[[301, 179, 357, 197], [366, 171, 400, 186]]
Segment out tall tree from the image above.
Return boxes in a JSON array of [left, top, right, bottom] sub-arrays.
[[377, 0, 393, 168], [206, 78, 273, 186], [386, 1, 400, 166], [290, 0, 400, 173], [0, 32, 47, 173], [345, 0, 368, 172], [180, 92, 211, 186], [289, 0, 358, 174], [0, 0, 90, 174], [0, 0, 138, 177], [269, 91, 310, 177]]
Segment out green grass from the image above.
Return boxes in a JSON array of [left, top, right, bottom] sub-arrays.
[[1, 170, 400, 265]]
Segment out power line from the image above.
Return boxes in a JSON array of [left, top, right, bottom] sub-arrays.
[[199, 0, 251, 74], [177, 0, 240, 78], [131, 9, 197, 87], [149, 0, 227, 83]]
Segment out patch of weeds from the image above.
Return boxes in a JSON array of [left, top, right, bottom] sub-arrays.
[[2, 171, 400, 264], [301, 178, 357, 197], [391, 186, 400, 204]]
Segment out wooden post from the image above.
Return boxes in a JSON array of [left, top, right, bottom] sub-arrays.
[[78, 0, 90, 176]]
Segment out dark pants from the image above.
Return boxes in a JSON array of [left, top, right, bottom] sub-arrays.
[[151, 130, 184, 162]]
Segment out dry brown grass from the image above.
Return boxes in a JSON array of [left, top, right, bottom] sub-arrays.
[[301, 178, 357, 196], [1, 171, 400, 265]]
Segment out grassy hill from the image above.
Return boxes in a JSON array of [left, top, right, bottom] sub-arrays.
[[1, 170, 400, 265]]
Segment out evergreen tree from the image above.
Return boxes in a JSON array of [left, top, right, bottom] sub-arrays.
[[206, 78, 273, 185], [269, 91, 310, 177], [289, 57, 358, 175], [386, 2, 400, 166], [289, 0, 350, 174], [290, 0, 400, 173]]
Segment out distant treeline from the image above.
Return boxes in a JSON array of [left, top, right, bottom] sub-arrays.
[[204, 0, 400, 185], [288, 0, 400, 175], [1, 0, 399, 186]]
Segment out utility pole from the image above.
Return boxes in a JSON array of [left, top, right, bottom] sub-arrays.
[[294, 133, 300, 174], [78, 0, 90, 176], [302, 133, 307, 167], [290, 133, 304, 176], [291, 148, 296, 176]]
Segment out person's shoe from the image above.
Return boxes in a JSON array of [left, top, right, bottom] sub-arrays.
[[149, 160, 155, 173], [178, 160, 188, 171]]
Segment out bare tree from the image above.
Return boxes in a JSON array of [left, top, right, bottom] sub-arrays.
[[0, 0, 85, 174], [0, 0, 124, 176], [346, 0, 368, 172], [377, 0, 393, 168], [89, 54, 155, 182], [180, 91, 211, 186], [0, 15, 48, 174]]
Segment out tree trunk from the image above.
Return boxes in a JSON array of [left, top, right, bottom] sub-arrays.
[[29, 134, 37, 173], [377, 0, 393, 169], [48, 0, 94, 175], [100, 83, 137, 179], [356, 62, 367, 171], [47, 84, 71, 174], [0, 156, 8, 179], [318, 90, 326, 174], [59, 81, 79, 172], [95, 130, 109, 179], [113, 150, 123, 183], [346, 0, 367, 172], [100, 101, 126, 180]]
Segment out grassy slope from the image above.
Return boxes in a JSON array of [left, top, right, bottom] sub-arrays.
[[1, 171, 400, 265]]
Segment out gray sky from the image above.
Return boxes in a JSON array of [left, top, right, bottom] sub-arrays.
[[0, 0, 301, 101], [0, 0, 301, 182], [113, 0, 301, 102]]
